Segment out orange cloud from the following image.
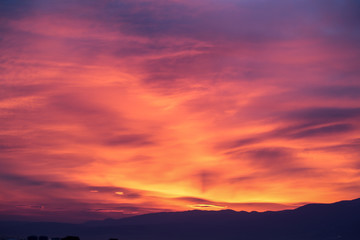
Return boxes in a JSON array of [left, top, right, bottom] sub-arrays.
[[0, 0, 360, 222]]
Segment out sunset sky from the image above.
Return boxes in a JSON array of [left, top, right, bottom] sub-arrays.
[[1, 0, 360, 223]]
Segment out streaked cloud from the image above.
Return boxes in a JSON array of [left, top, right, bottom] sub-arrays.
[[1, 0, 360, 221]]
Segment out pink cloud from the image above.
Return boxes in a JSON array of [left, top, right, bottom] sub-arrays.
[[1, 0, 360, 222]]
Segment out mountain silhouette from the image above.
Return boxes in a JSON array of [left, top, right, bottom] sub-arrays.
[[1, 198, 360, 240]]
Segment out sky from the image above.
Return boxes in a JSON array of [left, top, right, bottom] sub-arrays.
[[0, 0, 360, 223]]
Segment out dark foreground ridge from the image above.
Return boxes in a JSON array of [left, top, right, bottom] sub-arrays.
[[1, 198, 360, 240]]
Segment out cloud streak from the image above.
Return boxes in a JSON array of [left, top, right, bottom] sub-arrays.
[[1, 0, 360, 221]]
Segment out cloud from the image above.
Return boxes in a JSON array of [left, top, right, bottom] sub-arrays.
[[1, 0, 360, 221], [193, 170, 220, 193], [175, 195, 302, 212], [0, 172, 172, 222], [0, 83, 51, 101], [49, 93, 114, 118], [104, 134, 154, 147], [308, 138, 360, 153], [309, 85, 360, 99], [215, 138, 260, 150], [0, 173, 65, 188], [86, 186, 145, 200], [0, 0, 35, 20], [176, 197, 213, 205], [0, 135, 25, 151], [283, 107, 360, 125], [226, 147, 297, 168], [289, 124, 355, 139]]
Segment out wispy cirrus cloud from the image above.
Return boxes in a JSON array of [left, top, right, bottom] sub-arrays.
[[1, 0, 360, 222]]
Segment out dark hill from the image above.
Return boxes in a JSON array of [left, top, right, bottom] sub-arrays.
[[1, 198, 360, 240]]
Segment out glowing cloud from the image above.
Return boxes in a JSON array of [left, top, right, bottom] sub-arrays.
[[0, 0, 359, 222]]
